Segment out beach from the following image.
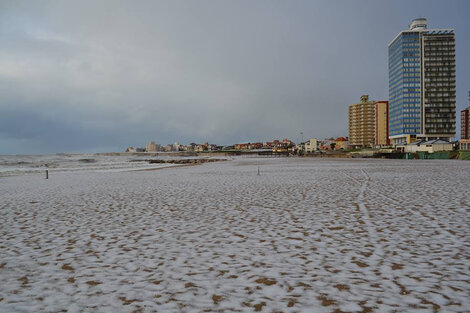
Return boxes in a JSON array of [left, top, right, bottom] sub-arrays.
[[0, 157, 469, 312]]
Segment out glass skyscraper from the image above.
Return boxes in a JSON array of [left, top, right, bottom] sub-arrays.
[[388, 18, 456, 145]]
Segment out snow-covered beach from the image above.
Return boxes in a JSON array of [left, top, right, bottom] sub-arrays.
[[1, 157, 469, 312]]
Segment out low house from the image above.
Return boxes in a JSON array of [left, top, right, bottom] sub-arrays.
[[126, 147, 146, 152], [459, 139, 470, 151], [234, 143, 251, 150], [208, 144, 220, 151], [398, 139, 453, 153], [334, 137, 349, 150], [319, 138, 335, 150], [194, 145, 207, 152], [264, 140, 281, 149], [272, 138, 294, 152], [193, 142, 209, 152]]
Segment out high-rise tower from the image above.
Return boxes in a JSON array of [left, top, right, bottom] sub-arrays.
[[388, 18, 456, 146]]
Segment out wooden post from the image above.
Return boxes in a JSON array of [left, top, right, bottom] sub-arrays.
[[257, 166, 260, 176], [46, 170, 49, 179]]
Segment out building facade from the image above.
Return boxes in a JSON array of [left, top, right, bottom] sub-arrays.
[[305, 138, 318, 153], [334, 137, 349, 150], [375, 101, 390, 146], [146, 141, 157, 152], [460, 139, 470, 151], [461, 106, 469, 140], [349, 96, 390, 148], [388, 18, 456, 146], [349, 95, 376, 148]]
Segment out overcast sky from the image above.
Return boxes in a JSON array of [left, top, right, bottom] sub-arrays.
[[1, 0, 468, 154]]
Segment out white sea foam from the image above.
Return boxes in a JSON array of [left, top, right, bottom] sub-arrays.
[[0, 157, 468, 312], [0, 154, 213, 177]]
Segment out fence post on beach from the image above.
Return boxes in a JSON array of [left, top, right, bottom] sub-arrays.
[[46, 170, 48, 179], [257, 166, 260, 176]]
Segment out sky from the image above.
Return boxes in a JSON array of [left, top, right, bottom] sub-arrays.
[[0, 0, 469, 154]]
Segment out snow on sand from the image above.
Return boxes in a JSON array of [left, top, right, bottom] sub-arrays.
[[0, 158, 469, 312]]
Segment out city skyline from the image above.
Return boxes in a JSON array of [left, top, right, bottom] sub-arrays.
[[0, 1, 469, 154]]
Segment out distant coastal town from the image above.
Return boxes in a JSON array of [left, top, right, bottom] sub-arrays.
[[126, 18, 470, 160]]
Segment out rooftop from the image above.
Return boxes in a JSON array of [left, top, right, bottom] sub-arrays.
[[407, 139, 452, 146], [388, 18, 455, 47]]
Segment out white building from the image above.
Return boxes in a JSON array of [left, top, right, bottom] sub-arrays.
[[305, 138, 318, 153], [397, 139, 453, 153]]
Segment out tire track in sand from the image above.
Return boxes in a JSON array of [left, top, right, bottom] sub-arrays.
[[355, 169, 384, 266], [341, 168, 460, 242]]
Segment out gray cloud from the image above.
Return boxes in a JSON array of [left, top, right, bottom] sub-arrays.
[[0, 0, 469, 153]]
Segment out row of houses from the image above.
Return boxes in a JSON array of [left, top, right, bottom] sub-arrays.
[[127, 136, 354, 154], [296, 137, 349, 153], [234, 139, 295, 152], [126, 141, 222, 153], [233, 137, 354, 153]]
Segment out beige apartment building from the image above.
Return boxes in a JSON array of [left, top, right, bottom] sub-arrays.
[[349, 95, 376, 148], [349, 95, 389, 148], [146, 141, 157, 152], [375, 101, 389, 146]]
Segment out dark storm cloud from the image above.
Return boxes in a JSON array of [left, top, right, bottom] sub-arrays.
[[0, 0, 469, 153]]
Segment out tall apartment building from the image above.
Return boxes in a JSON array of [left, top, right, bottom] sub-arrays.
[[388, 18, 456, 146], [349, 95, 377, 148], [375, 101, 390, 146]]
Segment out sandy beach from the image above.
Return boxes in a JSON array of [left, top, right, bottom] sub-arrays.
[[0, 157, 469, 312]]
